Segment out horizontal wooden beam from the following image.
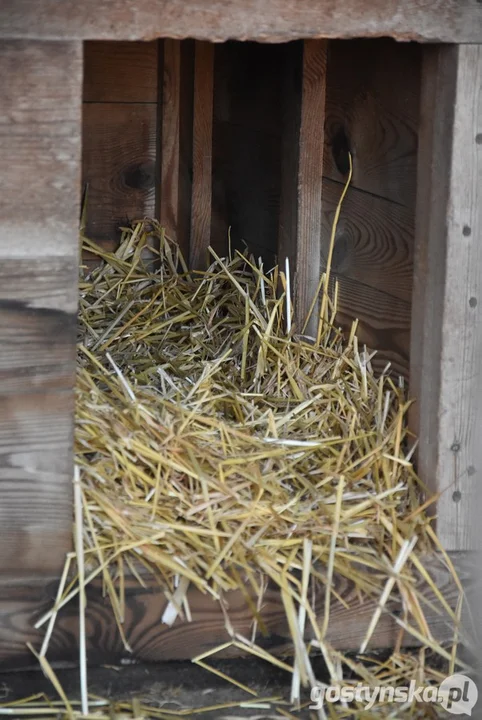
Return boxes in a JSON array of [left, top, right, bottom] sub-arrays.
[[0, 552, 471, 670], [0, 0, 480, 43]]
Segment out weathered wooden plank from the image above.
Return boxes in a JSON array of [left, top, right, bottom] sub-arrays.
[[411, 45, 482, 551], [212, 42, 285, 263], [158, 39, 194, 260], [0, 552, 470, 669], [278, 40, 327, 336], [84, 41, 158, 103], [0, 41, 82, 575], [82, 103, 157, 245], [190, 41, 214, 270], [323, 39, 421, 209], [0, 0, 480, 43], [322, 179, 414, 304]]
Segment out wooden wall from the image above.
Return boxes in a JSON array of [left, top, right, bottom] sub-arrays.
[[82, 39, 420, 375], [82, 42, 158, 247]]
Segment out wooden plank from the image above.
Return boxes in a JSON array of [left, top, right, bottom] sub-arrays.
[[0, 41, 82, 575], [82, 103, 157, 246], [321, 179, 414, 304], [0, 0, 480, 43], [410, 45, 482, 551], [278, 40, 326, 335], [212, 42, 285, 263], [331, 275, 410, 379], [0, 552, 470, 669], [190, 41, 214, 270], [84, 41, 158, 103], [158, 39, 193, 260], [323, 39, 421, 209]]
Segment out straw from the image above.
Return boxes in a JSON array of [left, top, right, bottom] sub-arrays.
[[9, 168, 465, 718]]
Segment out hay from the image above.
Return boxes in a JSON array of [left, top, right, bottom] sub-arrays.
[[3, 181, 468, 717]]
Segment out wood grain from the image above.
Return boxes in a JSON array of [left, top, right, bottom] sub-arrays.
[[158, 39, 194, 260], [331, 275, 411, 378], [322, 179, 414, 304], [0, 552, 470, 669], [295, 40, 327, 335], [0, 41, 81, 576], [83, 41, 158, 103], [410, 45, 482, 552], [82, 103, 157, 245], [190, 41, 214, 270], [1, 0, 480, 43], [278, 40, 327, 336], [323, 39, 421, 209]]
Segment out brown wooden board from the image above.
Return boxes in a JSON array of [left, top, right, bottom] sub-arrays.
[[321, 180, 414, 305], [323, 40, 421, 210], [0, 41, 82, 576], [278, 40, 327, 336], [1, 0, 481, 43], [410, 45, 482, 552], [332, 276, 411, 379], [0, 552, 470, 669], [190, 41, 214, 270], [84, 41, 158, 103], [158, 39, 194, 260], [82, 103, 157, 246]]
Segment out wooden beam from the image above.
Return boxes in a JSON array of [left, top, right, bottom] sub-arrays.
[[0, 0, 480, 43], [279, 40, 327, 336], [0, 552, 471, 669], [190, 41, 214, 271], [158, 39, 193, 260], [410, 45, 482, 551], [0, 41, 82, 575]]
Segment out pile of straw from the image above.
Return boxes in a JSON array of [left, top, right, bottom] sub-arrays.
[[2, 187, 467, 718]]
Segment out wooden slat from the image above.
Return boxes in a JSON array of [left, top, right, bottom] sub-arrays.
[[82, 103, 157, 245], [84, 41, 158, 103], [190, 41, 214, 270], [278, 40, 327, 336], [0, 40, 82, 575], [0, 552, 470, 669], [0, 0, 480, 43], [411, 45, 482, 551], [295, 40, 327, 334], [323, 39, 421, 209], [158, 39, 193, 260]]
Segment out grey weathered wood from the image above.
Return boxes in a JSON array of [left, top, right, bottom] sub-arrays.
[[0, 41, 82, 574], [411, 44, 482, 551], [0, 0, 480, 43]]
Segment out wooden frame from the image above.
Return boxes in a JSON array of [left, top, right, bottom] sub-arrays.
[[0, 4, 481, 671], [0, 0, 480, 43]]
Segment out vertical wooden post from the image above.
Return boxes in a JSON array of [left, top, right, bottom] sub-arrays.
[[411, 45, 482, 551], [158, 39, 194, 261], [190, 41, 214, 271], [0, 41, 82, 575], [279, 40, 327, 336]]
